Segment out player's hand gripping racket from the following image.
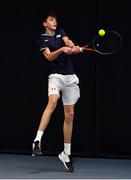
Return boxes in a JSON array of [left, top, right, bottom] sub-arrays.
[[80, 30, 122, 55]]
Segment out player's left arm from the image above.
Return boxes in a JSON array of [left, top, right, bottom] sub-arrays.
[[62, 36, 81, 54], [62, 36, 75, 48]]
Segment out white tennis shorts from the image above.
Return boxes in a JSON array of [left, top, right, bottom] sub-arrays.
[[48, 73, 80, 105]]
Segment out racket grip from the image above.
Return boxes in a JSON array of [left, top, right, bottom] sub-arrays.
[[79, 47, 83, 52]]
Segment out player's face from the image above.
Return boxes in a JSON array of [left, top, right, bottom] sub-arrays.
[[44, 16, 57, 31]]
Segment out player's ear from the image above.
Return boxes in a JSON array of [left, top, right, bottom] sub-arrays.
[[43, 22, 47, 27]]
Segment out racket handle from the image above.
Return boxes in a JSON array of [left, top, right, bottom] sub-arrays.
[[79, 47, 83, 52]]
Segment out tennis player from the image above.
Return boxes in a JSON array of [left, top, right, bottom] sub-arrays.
[[32, 11, 81, 172]]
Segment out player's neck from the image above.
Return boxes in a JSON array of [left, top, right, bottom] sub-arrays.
[[45, 28, 55, 35]]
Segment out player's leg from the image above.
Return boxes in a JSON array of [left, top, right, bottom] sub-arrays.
[[63, 104, 74, 153], [58, 105, 75, 172], [38, 94, 59, 131], [58, 74, 80, 172], [32, 74, 62, 156], [32, 94, 59, 156]]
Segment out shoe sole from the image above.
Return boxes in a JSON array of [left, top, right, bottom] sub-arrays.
[[32, 153, 42, 156], [58, 154, 70, 171]]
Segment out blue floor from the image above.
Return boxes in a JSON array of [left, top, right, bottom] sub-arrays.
[[0, 153, 131, 179]]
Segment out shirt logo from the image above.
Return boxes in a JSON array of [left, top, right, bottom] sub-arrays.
[[45, 39, 49, 42], [56, 34, 61, 38]]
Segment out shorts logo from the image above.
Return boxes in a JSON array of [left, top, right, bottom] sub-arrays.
[[51, 88, 56, 90]]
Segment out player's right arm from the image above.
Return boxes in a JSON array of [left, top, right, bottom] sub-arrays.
[[42, 47, 73, 61]]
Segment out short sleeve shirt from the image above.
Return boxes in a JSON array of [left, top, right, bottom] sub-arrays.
[[37, 28, 75, 75]]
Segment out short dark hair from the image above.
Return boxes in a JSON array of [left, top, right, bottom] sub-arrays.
[[43, 11, 57, 23]]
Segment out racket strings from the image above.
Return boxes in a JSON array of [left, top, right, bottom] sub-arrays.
[[94, 31, 122, 54]]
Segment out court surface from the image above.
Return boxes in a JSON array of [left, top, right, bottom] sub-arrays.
[[0, 153, 131, 179]]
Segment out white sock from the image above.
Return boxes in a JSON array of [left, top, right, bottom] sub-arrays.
[[34, 130, 44, 143], [64, 143, 71, 155]]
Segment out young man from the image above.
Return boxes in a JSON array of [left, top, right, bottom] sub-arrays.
[[32, 11, 81, 172]]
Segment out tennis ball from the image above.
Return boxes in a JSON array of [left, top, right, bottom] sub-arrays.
[[98, 29, 106, 36]]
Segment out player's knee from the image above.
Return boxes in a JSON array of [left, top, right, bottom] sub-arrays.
[[65, 112, 74, 122], [48, 95, 59, 109], [48, 99, 57, 111]]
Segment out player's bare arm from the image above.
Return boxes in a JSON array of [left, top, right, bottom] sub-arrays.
[[63, 36, 75, 48], [63, 36, 81, 54], [42, 47, 73, 61]]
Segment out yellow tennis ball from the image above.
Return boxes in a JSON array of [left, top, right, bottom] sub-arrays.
[[98, 29, 106, 36]]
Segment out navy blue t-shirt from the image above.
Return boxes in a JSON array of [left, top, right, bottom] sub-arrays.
[[37, 28, 75, 75]]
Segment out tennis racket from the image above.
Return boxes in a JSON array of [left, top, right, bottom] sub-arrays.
[[79, 30, 122, 55]]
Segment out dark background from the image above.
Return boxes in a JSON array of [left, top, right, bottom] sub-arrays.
[[0, 0, 131, 158]]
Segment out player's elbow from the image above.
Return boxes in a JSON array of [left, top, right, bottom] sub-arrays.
[[44, 54, 55, 62], [42, 52, 53, 61]]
